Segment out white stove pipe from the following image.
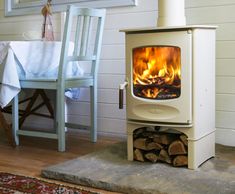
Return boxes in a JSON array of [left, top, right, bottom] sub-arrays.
[[157, 0, 186, 27]]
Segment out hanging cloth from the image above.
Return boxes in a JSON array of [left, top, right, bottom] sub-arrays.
[[41, 0, 54, 41]]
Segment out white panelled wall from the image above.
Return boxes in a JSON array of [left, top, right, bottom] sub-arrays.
[[0, 0, 234, 146]]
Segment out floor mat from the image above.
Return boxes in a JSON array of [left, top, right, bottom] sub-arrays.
[[0, 172, 98, 194]]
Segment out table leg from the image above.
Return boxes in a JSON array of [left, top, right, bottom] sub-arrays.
[[2, 89, 54, 128], [0, 110, 16, 147], [19, 89, 54, 128]]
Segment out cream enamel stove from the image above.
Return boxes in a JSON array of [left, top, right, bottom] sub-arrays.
[[119, 0, 217, 169]]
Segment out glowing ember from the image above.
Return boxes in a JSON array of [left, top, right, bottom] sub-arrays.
[[133, 46, 181, 99]]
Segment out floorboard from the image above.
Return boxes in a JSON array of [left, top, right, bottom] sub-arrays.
[[0, 127, 125, 194]]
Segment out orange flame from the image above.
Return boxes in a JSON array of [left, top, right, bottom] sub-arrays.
[[133, 46, 181, 99]]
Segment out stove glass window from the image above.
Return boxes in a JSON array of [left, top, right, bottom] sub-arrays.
[[133, 46, 181, 100]]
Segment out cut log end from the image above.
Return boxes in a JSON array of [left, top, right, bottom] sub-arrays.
[[158, 149, 172, 164], [180, 134, 188, 146], [153, 133, 178, 145], [134, 138, 163, 151], [145, 153, 158, 163], [173, 155, 188, 167], [168, 140, 187, 156], [134, 149, 145, 162]]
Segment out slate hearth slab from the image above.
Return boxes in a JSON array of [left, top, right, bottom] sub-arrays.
[[42, 142, 235, 194]]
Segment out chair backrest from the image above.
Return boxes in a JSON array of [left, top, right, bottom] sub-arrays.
[[58, 5, 106, 83]]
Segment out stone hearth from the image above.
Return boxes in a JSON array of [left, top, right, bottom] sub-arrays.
[[42, 142, 235, 194]]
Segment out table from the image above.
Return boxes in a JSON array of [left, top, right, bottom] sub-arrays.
[[0, 41, 83, 143], [0, 41, 83, 106]]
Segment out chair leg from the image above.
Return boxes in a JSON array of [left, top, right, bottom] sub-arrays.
[[90, 85, 97, 142], [53, 91, 57, 131], [56, 89, 65, 152], [12, 95, 19, 145]]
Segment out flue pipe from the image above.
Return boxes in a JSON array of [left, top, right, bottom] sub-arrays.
[[157, 0, 186, 27]]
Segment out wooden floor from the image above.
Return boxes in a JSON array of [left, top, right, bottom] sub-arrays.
[[0, 127, 125, 194]]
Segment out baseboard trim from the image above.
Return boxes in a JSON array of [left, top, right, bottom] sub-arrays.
[[216, 128, 235, 147]]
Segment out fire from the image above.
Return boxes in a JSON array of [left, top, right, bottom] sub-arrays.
[[133, 46, 181, 99], [142, 88, 162, 98]]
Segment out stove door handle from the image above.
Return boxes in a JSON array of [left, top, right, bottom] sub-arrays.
[[119, 89, 124, 109], [119, 81, 128, 109]]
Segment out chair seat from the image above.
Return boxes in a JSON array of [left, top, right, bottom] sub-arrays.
[[20, 77, 57, 82], [19, 74, 93, 82], [19, 75, 94, 89]]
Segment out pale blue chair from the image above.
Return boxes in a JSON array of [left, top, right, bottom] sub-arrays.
[[12, 5, 106, 151]]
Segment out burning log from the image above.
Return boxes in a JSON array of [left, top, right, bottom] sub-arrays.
[[132, 46, 181, 100], [133, 84, 180, 99], [134, 83, 180, 90]]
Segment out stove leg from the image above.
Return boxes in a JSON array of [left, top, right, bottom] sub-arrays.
[[127, 122, 148, 161], [127, 131, 133, 161], [127, 123, 136, 161], [187, 132, 215, 169]]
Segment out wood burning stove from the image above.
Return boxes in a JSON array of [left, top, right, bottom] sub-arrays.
[[119, 25, 217, 169], [119, 0, 217, 169]]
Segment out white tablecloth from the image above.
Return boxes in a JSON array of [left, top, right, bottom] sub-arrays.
[[0, 41, 83, 108]]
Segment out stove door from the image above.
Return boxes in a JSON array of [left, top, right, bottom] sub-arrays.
[[126, 30, 192, 125]]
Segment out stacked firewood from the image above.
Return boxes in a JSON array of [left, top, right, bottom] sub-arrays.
[[133, 127, 188, 167]]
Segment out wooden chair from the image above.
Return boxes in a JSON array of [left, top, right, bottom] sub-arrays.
[[12, 5, 106, 151]]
